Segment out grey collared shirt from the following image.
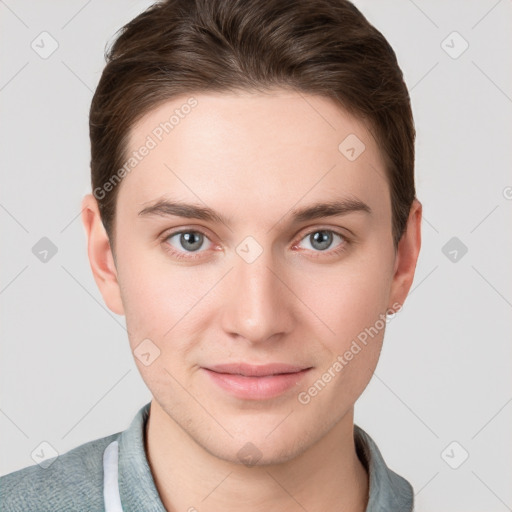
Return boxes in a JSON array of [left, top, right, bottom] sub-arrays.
[[0, 402, 414, 511]]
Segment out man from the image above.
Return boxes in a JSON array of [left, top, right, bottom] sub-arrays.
[[0, 0, 421, 510]]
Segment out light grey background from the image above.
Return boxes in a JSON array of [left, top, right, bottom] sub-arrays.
[[1, 1, 511, 510]]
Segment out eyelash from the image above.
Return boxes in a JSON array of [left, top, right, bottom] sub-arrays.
[[160, 227, 350, 261]]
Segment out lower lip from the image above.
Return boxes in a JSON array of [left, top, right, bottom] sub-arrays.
[[202, 368, 311, 400]]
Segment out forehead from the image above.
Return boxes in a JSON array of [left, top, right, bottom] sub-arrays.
[[118, 90, 389, 220]]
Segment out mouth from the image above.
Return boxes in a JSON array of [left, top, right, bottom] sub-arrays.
[[201, 362, 313, 400]]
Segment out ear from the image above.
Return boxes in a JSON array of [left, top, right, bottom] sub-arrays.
[[388, 199, 422, 312], [81, 194, 125, 316]]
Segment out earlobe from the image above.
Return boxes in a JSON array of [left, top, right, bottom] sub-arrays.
[[81, 194, 125, 316], [388, 199, 422, 311]]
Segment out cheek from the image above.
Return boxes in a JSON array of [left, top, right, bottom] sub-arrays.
[[298, 254, 394, 347], [115, 238, 169, 341], [116, 241, 215, 351], [116, 261, 201, 391], [297, 264, 392, 407]]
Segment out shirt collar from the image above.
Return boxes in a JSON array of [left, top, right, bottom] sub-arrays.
[[354, 424, 414, 511], [117, 402, 166, 511], [116, 402, 413, 511]]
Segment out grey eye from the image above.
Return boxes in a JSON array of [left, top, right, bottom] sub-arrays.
[[168, 231, 207, 252], [299, 230, 343, 252]]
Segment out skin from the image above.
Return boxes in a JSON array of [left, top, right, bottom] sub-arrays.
[[82, 89, 421, 512]]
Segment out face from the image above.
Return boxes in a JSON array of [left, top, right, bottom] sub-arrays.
[[86, 89, 419, 465]]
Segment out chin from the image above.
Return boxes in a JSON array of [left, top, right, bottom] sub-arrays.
[[198, 419, 317, 467], [206, 437, 306, 467]]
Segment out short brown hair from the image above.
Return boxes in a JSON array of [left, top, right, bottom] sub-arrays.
[[90, 0, 415, 248]]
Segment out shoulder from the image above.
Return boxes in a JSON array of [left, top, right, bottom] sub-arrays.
[[0, 431, 120, 512]]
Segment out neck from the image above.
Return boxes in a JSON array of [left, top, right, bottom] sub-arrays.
[[144, 400, 368, 512]]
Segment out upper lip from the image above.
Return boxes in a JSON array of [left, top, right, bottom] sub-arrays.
[[204, 363, 311, 377]]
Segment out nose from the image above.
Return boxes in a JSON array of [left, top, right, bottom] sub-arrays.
[[220, 245, 295, 345]]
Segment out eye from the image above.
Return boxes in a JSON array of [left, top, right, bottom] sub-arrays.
[[163, 230, 213, 259], [296, 229, 347, 255], [161, 227, 349, 261]]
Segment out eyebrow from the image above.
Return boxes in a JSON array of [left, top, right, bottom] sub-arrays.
[[138, 197, 371, 225]]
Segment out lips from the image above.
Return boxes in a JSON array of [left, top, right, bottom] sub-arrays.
[[202, 362, 312, 400], [205, 362, 311, 377]]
